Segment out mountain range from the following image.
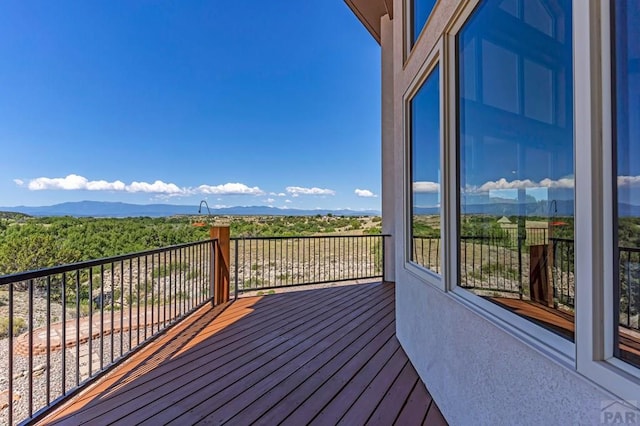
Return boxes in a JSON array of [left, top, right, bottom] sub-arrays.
[[0, 201, 381, 218], [416, 199, 640, 217], [3, 199, 639, 218]]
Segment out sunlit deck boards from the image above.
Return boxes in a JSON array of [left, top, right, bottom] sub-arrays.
[[490, 297, 640, 366], [38, 282, 447, 425]]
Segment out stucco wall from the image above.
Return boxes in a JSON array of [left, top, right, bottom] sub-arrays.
[[395, 275, 615, 425], [386, 0, 624, 424]]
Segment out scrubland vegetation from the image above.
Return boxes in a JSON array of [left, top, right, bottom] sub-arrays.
[[0, 213, 382, 275]]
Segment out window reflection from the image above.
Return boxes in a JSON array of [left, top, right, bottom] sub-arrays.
[[411, 0, 437, 48], [457, 0, 575, 340], [613, 1, 640, 369], [410, 65, 440, 274]]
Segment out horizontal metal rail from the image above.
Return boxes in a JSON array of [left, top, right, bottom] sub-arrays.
[[0, 240, 211, 285], [1, 239, 216, 426], [412, 233, 638, 334], [231, 234, 387, 294]]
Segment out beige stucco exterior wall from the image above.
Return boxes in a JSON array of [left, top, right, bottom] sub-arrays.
[[384, 0, 622, 424], [381, 14, 396, 282]]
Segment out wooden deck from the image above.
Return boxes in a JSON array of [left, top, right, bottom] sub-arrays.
[[491, 297, 640, 366], [38, 282, 447, 425]]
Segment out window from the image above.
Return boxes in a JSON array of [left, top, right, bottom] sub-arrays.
[[613, 0, 640, 369], [410, 0, 437, 48], [456, 0, 575, 340], [410, 65, 441, 274]]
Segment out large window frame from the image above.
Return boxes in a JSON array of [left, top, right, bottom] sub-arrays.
[[443, 0, 575, 364], [401, 0, 640, 402], [573, 0, 640, 403], [404, 42, 445, 291]]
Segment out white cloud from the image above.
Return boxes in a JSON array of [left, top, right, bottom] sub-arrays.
[[197, 182, 264, 195], [28, 174, 89, 191], [18, 174, 267, 197], [24, 174, 188, 195], [413, 181, 440, 193], [355, 189, 377, 198], [128, 180, 182, 194], [618, 176, 640, 188], [269, 192, 287, 197], [477, 178, 538, 192], [264, 198, 275, 204], [538, 177, 575, 189], [286, 186, 336, 196], [86, 179, 127, 191], [285, 199, 292, 203], [470, 177, 575, 193]]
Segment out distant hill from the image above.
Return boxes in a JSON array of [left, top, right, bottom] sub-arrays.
[[0, 211, 31, 219], [415, 200, 640, 217], [0, 201, 380, 218], [414, 201, 574, 216]]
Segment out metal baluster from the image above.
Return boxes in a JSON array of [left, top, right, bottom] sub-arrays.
[[28, 279, 34, 417], [75, 270, 80, 386], [62, 272, 67, 394], [8, 281, 14, 426], [47, 275, 52, 403]]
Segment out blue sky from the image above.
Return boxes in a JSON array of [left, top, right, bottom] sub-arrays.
[[0, 1, 381, 211]]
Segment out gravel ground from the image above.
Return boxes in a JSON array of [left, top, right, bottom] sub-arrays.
[[0, 327, 156, 425], [1, 279, 381, 425]]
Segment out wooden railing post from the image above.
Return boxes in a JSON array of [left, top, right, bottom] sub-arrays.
[[210, 226, 230, 304]]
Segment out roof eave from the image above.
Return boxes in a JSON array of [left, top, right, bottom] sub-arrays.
[[343, 0, 393, 45]]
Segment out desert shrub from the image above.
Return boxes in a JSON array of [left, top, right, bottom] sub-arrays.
[[0, 316, 27, 338]]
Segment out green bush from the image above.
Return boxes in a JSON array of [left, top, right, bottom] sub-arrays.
[[0, 316, 27, 338]]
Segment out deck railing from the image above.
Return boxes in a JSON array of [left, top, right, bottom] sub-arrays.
[[0, 233, 386, 425], [414, 232, 639, 333], [619, 246, 640, 330], [231, 234, 386, 295], [0, 240, 216, 426]]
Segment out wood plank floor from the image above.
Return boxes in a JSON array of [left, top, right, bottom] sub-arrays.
[[491, 297, 640, 366], [38, 282, 447, 425]]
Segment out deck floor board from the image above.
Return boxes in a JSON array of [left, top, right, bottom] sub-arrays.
[[38, 282, 447, 425]]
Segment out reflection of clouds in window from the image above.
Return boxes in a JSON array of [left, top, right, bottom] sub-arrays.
[[410, 64, 440, 273], [413, 181, 440, 193], [613, 0, 640, 369], [463, 176, 575, 193], [457, 0, 574, 324], [618, 176, 640, 188]]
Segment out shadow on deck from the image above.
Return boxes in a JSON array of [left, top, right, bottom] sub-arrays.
[[38, 282, 447, 425]]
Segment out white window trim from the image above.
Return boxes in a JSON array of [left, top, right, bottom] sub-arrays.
[[574, 0, 640, 403], [401, 0, 640, 403], [403, 39, 445, 291], [442, 0, 576, 366]]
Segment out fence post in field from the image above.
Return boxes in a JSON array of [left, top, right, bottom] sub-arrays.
[[210, 226, 230, 305]]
